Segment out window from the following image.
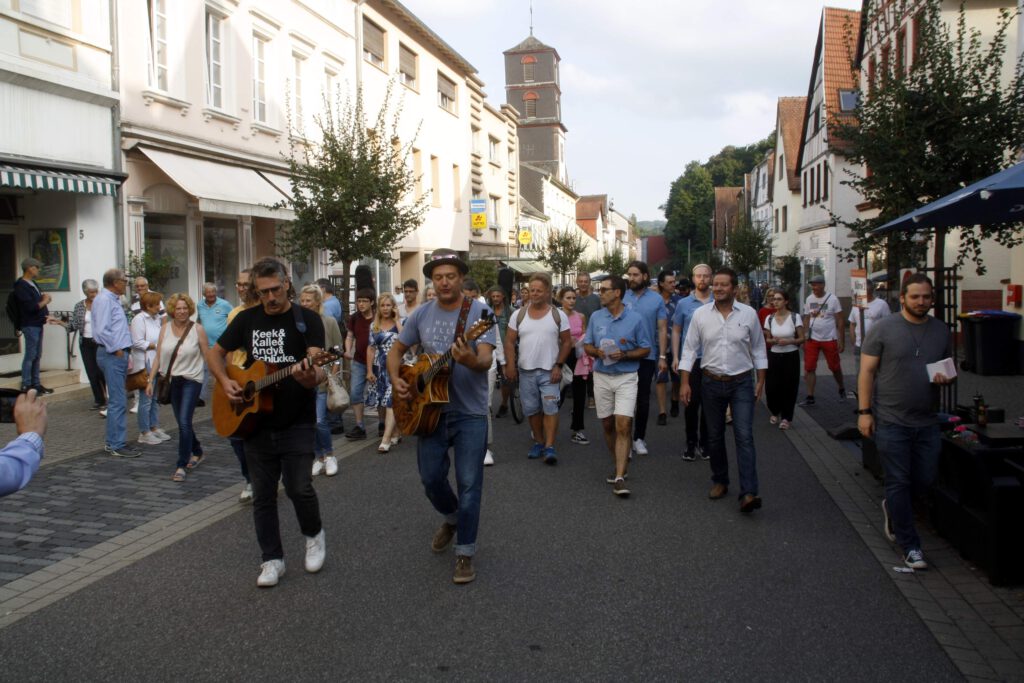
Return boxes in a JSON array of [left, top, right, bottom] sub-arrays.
[[148, 0, 168, 90], [774, 208, 779, 233], [881, 42, 891, 83], [252, 34, 267, 122], [399, 43, 417, 89], [437, 73, 456, 113], [412, 149, 422, 199], [912, 14, 923, 66], [523, 91, 539, 119], [868, 56, 877, 93], [430, 155, 440, 208], [452, 164, 461, 210], [292, 54, 305, 125], [896, 27, 907, 76], [489, 195, 501, 229], [823, 164, 829, 200], [816, 164, 822, 203], [324, 68, 339, 106], [471, 126, 481, 155], [782, 205, 788, 232], [21, 0, 72, 28], [522, 55, 537, 83], [488, 136, 500, 164], [205, 12, 224, 107], [802, 171, 807, 207], [812, 107, 820, 134], [363, 17, 385, 68], [839, 89, 859, 112], [777, 153, 783, 181]]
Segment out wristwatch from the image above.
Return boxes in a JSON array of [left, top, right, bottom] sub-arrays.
[[854, 408, 872, 416]]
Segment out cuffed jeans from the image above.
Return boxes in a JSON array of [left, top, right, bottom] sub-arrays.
[[245, 424, 322, 562], [21, 325, 43, 388], [702, 371, 759, 497], [314, 390, 332, 457], [875, 421, 941, 552], [417, 411, 487, 557], [170, 377, 202, 469], [96, 348, 128, 450], [137, 385, 160, 433]]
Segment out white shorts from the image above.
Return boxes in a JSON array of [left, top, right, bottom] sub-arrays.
[[593, 371, 638, 419]]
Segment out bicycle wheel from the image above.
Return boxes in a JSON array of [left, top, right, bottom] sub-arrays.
[[510, 384, 524, 423]]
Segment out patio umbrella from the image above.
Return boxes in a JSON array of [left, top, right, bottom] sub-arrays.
[[871, 160, 1024, 234]]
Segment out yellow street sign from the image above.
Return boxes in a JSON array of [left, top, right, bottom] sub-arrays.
[[471, 213, 487, 229], [517, 229, 532, 246]]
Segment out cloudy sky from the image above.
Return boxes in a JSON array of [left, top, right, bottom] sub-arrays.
[[401, 0, 862, 222]]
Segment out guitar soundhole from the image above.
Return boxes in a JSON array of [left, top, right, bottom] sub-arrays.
[[416, 377, 425, 393], [242, 382, 256, 401]]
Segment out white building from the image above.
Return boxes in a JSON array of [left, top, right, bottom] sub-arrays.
[[770, 96, 805, 272], [0, 0, 121, 378]]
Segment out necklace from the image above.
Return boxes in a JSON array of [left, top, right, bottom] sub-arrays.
[[906, 321, 927, 357]]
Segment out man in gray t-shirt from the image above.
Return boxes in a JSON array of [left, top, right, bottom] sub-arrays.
[[857, 274, 954, 572]]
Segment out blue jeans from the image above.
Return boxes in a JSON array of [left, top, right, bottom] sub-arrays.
[[519, 368, 559, 416], [416, 412, 487, 556], [350, 361, 367, 406], [170, 377, 203, 469], [137, 386, 160, 433], [314, 390, 332, 457], [874, 421, 941, 552], [97, 348, 128, 449], [702, 372, 759, 497], [21, 325, 43, 388]]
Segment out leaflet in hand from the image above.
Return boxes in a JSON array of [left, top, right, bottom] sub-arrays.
[[599, 338, 619, 365], [926, 357, 956, 382]]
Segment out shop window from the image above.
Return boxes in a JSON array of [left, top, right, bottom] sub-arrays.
[[203, 219, 239, 304]]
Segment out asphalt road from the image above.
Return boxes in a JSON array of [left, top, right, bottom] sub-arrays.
[[1, 398, 960, 681]]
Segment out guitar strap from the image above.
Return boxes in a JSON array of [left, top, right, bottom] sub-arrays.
[[450, 296, 474, 367]]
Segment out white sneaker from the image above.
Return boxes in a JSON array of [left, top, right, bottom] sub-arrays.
[[152, 428, 172, 442], [312, 458, 325, 476], [129, 400, 139, 414], [484, 449, 494, 466], [239, 483, 253, 503], [137, 432, 161, 445], [632, 439, 649, 456], [99, 408, 107, 418], [904, 549, 928, 570], [324, 456, 338, 476], [257, 559, 285, 587], [305, 529, 326, 573]]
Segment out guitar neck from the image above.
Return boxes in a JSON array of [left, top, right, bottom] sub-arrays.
[[255, 363, 301, 392], [423, 349, 455, 384]]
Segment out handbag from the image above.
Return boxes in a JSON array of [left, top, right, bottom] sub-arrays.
[[326, 370, 350, 413], [155, 322, 193, 406], [125, 368, 149, 392]]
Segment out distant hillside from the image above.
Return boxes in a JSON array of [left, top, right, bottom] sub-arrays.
[[636, 220, 666, 235]]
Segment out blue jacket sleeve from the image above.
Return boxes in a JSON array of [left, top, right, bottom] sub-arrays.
[[0, 433, 43, 497]]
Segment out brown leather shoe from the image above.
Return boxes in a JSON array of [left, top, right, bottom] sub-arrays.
[[740, 494, 763, 513], [708, 483, 728, 499], [431, 522, 457, 553], [453, 555, 476, 584]]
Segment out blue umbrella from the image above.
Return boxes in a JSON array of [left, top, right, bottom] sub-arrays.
[[871, 160, 1024, 234]]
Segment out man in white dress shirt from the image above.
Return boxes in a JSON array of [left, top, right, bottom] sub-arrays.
[[679, 267, 768, 513]]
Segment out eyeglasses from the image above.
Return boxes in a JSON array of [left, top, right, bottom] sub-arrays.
[[598, 287, 613, 293], [256, 285, 284, 298]]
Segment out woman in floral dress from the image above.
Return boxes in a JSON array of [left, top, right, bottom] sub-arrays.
[[365, 293, 402, 453]]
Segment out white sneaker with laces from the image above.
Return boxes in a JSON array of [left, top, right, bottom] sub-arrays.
[[483, 450, 494, 466], [571, 431, 589, 445], [239, 483, 253, 503], [137, 432, 161, 445], [324, 456, 338, 476], [904, 549, 928, 570], [312, 458, 325, 476], [152, 428, 172, 442], [99, 408, 107, 417], [632, 438, 649, 456], [305, 529, 326, 573], [257, 559, 285, 587]]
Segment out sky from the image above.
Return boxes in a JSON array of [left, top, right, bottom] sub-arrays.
[[400, 0, 863, 222]]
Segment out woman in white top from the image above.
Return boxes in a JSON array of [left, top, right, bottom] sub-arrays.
[[148, 293, 210, 482], [131, 291, 171, 446], [66, 279, 107, 410], [763, 290, 805, 430]]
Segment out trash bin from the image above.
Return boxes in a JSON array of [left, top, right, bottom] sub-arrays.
[[959, 310, 1022, 375]]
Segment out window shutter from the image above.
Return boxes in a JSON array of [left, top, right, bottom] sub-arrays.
[[438, 74, 456, 100], [363, 19, 384, 61], [399, 44, 416, 80]]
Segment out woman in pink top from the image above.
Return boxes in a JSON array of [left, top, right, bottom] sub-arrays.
[[558, 287, 592, 445]]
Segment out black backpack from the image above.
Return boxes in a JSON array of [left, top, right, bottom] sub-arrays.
[[5, 286, 22, 333]]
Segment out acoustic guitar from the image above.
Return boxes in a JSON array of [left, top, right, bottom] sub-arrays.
[[212, 346, 343, 438], [394, 313, 496, 436]]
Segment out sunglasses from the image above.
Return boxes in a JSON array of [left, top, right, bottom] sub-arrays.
[[256, 285, 285, 298]]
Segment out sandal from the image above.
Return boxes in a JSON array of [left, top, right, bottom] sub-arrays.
[[187, 454, 204, 469], [172, 468, 186, 482], [378, 442, 391, 454]]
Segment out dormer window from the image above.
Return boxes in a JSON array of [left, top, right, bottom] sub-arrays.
[[839, 89, 859, 112]]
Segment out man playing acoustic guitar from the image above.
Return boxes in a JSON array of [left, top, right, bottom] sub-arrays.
[[387, 249, 497, 585], [207, 257, 328, 588]]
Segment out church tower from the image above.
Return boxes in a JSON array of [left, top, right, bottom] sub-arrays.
[[503, 33, 568, 185]]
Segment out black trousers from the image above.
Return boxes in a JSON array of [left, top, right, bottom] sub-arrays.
[[685, 357, 708, 449], [765, 350, 801, 421], [245, 424, 322, 562], [632, 359, 656, 441], [79, 338, 106, 406]]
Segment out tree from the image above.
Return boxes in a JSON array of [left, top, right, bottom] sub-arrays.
[[598, 246, 629, 277], [276, 82, 428, 307], [833, 0, 1024, 304], [127, 249, 176, 293], [725, 213, 772, 279], [466, 260, 497, 292], [540, 224, 589, 286], [776, 248, 802, 304]]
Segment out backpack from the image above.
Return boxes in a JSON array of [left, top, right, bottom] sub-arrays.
[[5, 286, 21, 333], [515, 304, 561, 330]]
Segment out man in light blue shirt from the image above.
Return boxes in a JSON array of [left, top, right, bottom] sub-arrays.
[[197, 283, 234, 403], [584, 275, 652, 498], [671, 263, 713, 460], [317, 279, 344, 328], [0, 389, 47, 497], [622, 261, 666, 457], [91, 268, 139, 458]]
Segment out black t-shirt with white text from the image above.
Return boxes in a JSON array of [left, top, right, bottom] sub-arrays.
[[217, 304, 326, 431]]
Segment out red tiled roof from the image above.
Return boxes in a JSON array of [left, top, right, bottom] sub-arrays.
[[823, 7, 860, 123], [777, 97, 806, 192], [575, 195, 607, 239]]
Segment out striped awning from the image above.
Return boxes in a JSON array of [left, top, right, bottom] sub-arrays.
[[0, 164, 120, 196]]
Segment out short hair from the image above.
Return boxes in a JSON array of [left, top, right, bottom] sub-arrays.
[[901, 272, 933, 296], [656, 270, 674, 285], [557, 286, 576, 301], [300, 284, 323, 313], [403, 278, 419, 291], [140, 291, 163, 310], [316, 278, 334, 295], [81, 278, 99, 294], [485, 285, 505, 299], [606, 275, 627, 298], [202, 282, 217, 294], [527, 272, 552, 290], [576, 272, 591, 282], [166, 292, 196, 316], [355, 287, 376, 302], [103, 268, 125, 287], [462, 278, 480, 293], [250, 257, 294, 300], [692, 263, 712, 276], [714, 267, 738, 287], [134, 276, 149, 285]]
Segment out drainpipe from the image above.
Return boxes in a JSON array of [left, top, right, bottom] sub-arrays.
[[110, 0, 125, 267]]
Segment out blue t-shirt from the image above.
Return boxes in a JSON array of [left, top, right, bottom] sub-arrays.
[[623, 288, 666, 361], [398, 298, 497, 416], [583, 306, 652, 375], [672, 294, 712, 359], [322, 296, 343, 328], [197, 297, 233, 348]]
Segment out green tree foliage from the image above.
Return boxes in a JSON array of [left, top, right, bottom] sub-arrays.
[[833, 0, 1024, 280], [127, 249, 176, 293], [540, 225, 589, 286], [776, 248, 803, 303], [276, 82, 428, 306], [467, 260, 497, 292], [725, 213, 772, 279]]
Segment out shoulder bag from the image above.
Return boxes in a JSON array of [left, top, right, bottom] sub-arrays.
[[155, 322, 193, 405]]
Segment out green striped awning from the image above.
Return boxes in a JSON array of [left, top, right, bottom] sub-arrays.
[[0, 164, 119, 196]]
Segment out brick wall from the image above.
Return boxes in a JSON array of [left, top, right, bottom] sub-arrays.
[[961, 289, 1002, 313]]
